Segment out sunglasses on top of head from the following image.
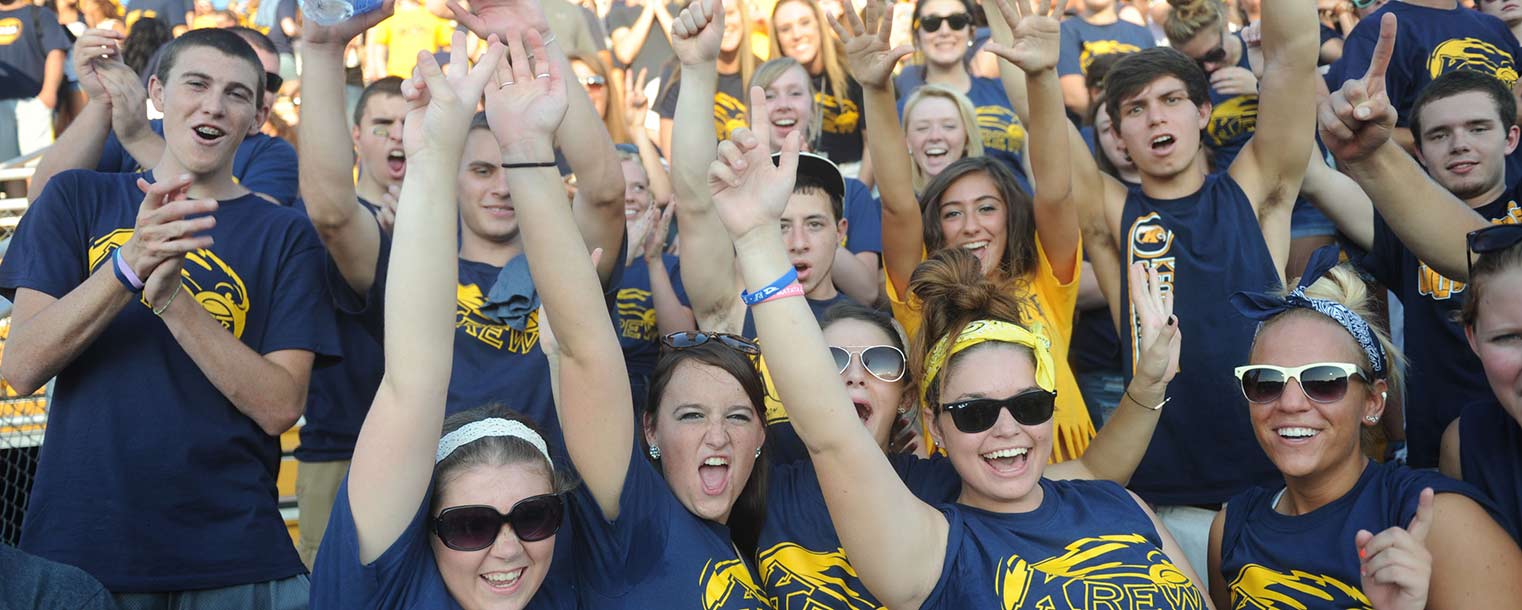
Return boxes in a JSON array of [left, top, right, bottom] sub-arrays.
[[915, 13, 971, 32], [1234, 362, 1370, 404], [431, 493, 565, 552], [938, 387, 1056, 434], [830, 345, 907, 382], [1466, 224, 1522, 280], [661, 330, 762, 355]]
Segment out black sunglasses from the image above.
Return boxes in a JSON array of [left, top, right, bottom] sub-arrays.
[[939, 388, 1056, 434], [1193, 46, 1228, 70], [915, 13, 971, 33], [431, 494, 565, 551], [830, 345, 906, 382], [1466, 224, 1522, 281], [661, 331, 761, 355], [1234, 363, 1368, 404], [265, 71, 283, 94]]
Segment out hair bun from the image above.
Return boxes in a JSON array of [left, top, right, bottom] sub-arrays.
[[1166, 0, 1217, 22]]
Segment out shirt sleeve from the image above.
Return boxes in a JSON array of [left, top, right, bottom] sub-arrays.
[[258, 220, 342, 359], [38, 9, 73, 53], [237, 136, 300, 206], [310, 478, 434, 608], [0, 172, 89, 301], [1056, 21, 1085, 77], [95, 130, 137, 173], [844, 185, 882, 255], [568, 445, 672, 592]]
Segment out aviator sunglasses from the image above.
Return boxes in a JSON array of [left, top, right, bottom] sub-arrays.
[[661, 330, 762, 355], [432, 494, 565, 551], [914, 13, 971, 32], [830, 345, 907, 382], [1234, 362, 1369, 404], [939, 387, 1056, 434]]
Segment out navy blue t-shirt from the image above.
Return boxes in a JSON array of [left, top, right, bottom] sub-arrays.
[[617, 253, 687, 413], [1220, 460, 1499, 610], [1120, 173, 1281, 505], [1327, 1, 1521, 128], [656, 69, 750, 143], [96, 119, 301, 206], [0, 5, 71, 99], [1460, 399, 1522, 544], [814, 74, 866, 166], [922, 479, 1205, 609], [1206, 35, 1259, 169], [1360, 192, 1522, 467], [292, 198, 387, 463], [1056, 16, 1155, 77], [759, 454, 959, 608], [0, 170, 339, 592], [569, 445, 770, 608], [744, 293, 853, 466], [842, 177, 882, 257], [310, 478, 576, 609], [125, 0, 191, 28], [894, 73, 1030, 190]]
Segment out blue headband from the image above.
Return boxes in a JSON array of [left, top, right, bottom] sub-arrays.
[[1229, 245, 1389, 379]]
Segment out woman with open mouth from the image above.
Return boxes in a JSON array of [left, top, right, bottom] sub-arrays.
[[707, 96, 1207, 607], [836, 0, 1093, 461], [1207, 247, 1522, 609], [1442, 224, 1522, 546], [769, 0, 869, 173]]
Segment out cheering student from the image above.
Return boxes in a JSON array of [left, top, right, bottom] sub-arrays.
[[837, 0, 1093, 460], [1003, 0, 1319, 576], [706, 54, 1207, 609], [769, 0, 870, 172], [309, 33, 576, 610], [1209, 248, 1522, 610], [0, 28, 336, 607], [655, 0, 759, 153], [1442, 224, 1522, 544]]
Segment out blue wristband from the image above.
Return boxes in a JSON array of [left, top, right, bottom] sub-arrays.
[[740, 267, 799, 306], [111, 250, 143, 294]]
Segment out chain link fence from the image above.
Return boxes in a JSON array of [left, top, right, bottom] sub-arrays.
[[2, 160, 44, 546]]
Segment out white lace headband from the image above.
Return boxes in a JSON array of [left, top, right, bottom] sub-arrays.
[[435, 418, 554, 466]]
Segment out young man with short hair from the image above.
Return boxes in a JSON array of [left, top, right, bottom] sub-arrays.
[[0, 28, 337, 607]]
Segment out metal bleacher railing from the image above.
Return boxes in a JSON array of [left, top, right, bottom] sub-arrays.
[[0, 149, 45, 546]]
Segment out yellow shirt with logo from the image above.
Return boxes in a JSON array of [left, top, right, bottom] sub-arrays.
[[369, 5, 454, 79]]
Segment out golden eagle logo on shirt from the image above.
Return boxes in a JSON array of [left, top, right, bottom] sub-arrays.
[[1126, 214, 1177, 373], [455, 283, 541, 353], [88, 229, 251, 339], [700, 557, 774, 610], [716, 91, 750, 141], [817, 92, 860, 136], [616, 287, 658, 341], [1228, 563, 1370, 610], [758, 542, 882, 610], [1208, 95, 1259, 147], [994, 534, 1204, 610], [1428, 38, 1520, 87], [1080, 40, 1143, 74], [976, 106, 1027, 155], [1417, 200, 1522, 300], [0, 18, 23, 45]]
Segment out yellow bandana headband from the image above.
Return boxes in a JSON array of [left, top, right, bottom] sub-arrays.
[[920, 319, 1057, 408]]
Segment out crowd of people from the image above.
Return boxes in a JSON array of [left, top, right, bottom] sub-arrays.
[[2, 0, 1522, 607]]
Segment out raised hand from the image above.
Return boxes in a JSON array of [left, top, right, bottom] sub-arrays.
[[642, 203, 676, 263], [484, 28, 568, 153], [1356, 487, 1434, 610], [447, 0, 550, 44], [626, 204, 658, 265], [96, 61, 150, 140], [671, 0, 725, 66], [1129, 262, 1180, 389], [626, 67, 651, 135], [827, 0, 912, 90], [118, 175, 217, 289], [708, 85, 801, 240], [304, 0, 395, 46], [1319, 13, 1397, 164], [401, 31, 504, 160], [981, 0, 1061, 74], [72, 28, 124, 102]]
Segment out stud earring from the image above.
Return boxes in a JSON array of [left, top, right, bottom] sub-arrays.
[[1381, 391, 1388, 402], [648, 444, 661, 460], [755, 447, 762, 459], [1365, 415, 1380, 424]]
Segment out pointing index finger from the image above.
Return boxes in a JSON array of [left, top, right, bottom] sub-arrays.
[[747, 85, 773, 156], [1363, 13, 1397, 95], [1407, 487, 1435, 542]]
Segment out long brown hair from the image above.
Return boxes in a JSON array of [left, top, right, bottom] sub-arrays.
[[917, 156, 1039, 283], [908, 248, 1036, 406], [569, 52, 631, 144]]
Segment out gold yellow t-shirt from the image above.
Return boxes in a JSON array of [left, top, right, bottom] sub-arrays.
[[887, 239, 1094, 463], [369, 5, 454, 79]]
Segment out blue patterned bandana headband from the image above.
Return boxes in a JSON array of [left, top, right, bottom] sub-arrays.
[[1229, 245, 1389, 379]]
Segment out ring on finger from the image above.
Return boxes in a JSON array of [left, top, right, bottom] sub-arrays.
[[535, 73, 551, 79]]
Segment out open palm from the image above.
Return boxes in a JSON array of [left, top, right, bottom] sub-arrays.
[[827, 0, 911, 90], [983, 0, 1061, 74], [403, 31, 503, 159], [1130, 262, 1180, 387], [448, 0, 550, 41], [484, 29, 569, 148], [709, 86, 801, 240]]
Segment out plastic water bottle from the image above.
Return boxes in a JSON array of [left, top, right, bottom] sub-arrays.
[[299, 0, 384, 26]]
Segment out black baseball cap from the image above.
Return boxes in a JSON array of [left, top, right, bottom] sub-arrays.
[[772, 151, 846, 204]]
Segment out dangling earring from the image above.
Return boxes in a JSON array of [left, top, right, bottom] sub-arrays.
[[755, 447, 762, 459], [648, 444, 662, 460], [1365, 415, 1380, 424]]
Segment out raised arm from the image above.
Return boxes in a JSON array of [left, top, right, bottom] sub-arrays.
[[298, 3, 396, 295], [1316, 14, 1488, 281], [1227, 0, 1319, 215], [710, 97, 948, 610], [1046, 262, 1177, 484], [487, 30, 635, 519], [827, 1, 917, 294], [347, 44, 501, 563], [979, 0, 1078, 282], [28, 29, 125, 202], [668, 0, 745, 333]]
